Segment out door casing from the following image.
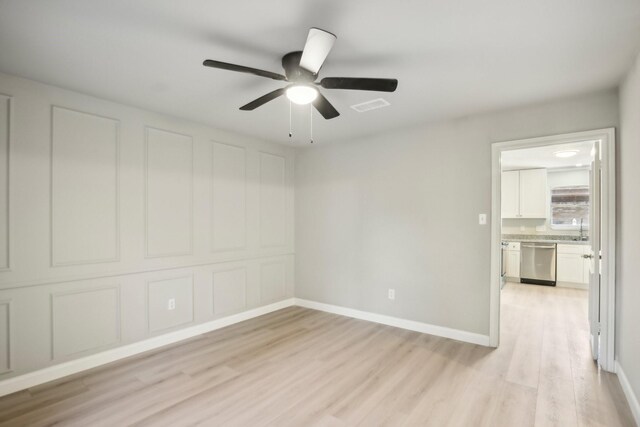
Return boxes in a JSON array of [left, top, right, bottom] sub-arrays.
[[489, 128, 616, 372]]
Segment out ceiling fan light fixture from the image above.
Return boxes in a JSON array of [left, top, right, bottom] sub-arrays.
[[286, 85, 318, 105]]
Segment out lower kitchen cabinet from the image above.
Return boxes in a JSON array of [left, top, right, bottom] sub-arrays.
[[556, 244, 589, 286], [506, 250, 520, 278], [505, 242, 520, 279]]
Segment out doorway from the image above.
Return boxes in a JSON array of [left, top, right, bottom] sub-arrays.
[[490, 128, 616, 372]]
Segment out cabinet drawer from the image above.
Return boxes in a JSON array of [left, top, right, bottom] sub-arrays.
[[557, 244, 588, 255], [506, 242, 520, 251]]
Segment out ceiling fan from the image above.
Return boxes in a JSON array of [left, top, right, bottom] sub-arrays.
[[202, 28, 398, 120]]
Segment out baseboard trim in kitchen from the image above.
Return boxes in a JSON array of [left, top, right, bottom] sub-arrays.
[[616, 360, 640, 427], [295, 298, 491, 347], [0, 298, 296, 398]]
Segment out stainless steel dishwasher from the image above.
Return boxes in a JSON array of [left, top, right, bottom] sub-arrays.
[[520, 242, 557, 286]]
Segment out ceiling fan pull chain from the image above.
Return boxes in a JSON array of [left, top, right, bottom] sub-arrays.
[[310, 104, 314, 144], [289, 100, 292, 138]]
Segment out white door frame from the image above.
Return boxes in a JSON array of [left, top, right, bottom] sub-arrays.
[[490, 128, 616, 372]]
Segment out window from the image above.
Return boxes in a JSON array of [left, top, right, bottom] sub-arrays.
[[550, 185, 589, 229]]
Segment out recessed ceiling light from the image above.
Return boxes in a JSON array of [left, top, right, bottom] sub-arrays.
[[554, 150, 579, 158]]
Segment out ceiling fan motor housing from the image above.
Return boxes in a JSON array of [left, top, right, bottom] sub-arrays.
[[282, 51, 316, 82]]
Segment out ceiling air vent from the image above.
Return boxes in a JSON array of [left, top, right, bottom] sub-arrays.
[[350, 98, 390, 113]]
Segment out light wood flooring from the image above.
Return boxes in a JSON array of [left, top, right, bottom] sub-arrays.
[[0, 282, 635, 426]]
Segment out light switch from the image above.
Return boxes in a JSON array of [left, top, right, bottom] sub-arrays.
[[479, 214, 487, 225]]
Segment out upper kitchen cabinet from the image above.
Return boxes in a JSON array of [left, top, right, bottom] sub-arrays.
[[519, 169, 548, 218], [501, 168, 548, 219], [501, 171, 520, 218]]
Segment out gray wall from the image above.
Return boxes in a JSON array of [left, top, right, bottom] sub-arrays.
[[295, 90, 618, 335], [618, 52, 640, 406], [0, 72, 295, 379]]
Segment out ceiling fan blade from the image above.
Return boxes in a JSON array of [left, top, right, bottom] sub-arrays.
[[239, 88, 286, 111], [203, 59, 286, 81], [299, 28, 337, 75], [320, 77, 398, 92], [312, 93, 340, 119]]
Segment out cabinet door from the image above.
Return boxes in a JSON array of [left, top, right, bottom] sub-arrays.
[[506, 250, 520, 278], [519, 169, 547, 218], [557, 253, 583, 283], [501, 171, 520, 218]]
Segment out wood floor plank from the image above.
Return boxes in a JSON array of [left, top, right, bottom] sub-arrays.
[[0, 283, 635, 426]]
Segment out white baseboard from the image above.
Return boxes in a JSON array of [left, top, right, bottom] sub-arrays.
[[294, 298, 491, 346], [616, 360, 640, 427], [0, 297, 492, 398], [0, 298, 295, 398]]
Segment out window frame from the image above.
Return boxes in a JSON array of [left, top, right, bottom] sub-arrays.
[[549, 184, 590, 230]]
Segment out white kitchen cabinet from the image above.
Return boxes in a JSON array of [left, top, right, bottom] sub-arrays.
[[501, 169, 547, 219], [501, 171, 520, 218], [504, 242, 520, 278], [519, 169, 548, 218], [506, 250, 520, 278], [557, 244, 589, 285], [557, 253, 584, 283]]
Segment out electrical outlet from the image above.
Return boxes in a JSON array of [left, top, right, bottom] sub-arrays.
[[167, 298, 176, 310], [388, 289, 395, 300], [479, 214, 487, 225]]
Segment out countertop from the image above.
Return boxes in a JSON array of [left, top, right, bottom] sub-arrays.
[[502, 234, 589, 245]]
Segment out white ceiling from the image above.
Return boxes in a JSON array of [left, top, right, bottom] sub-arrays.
[[502, 140, 595, 170], [1, 0, 639, 145]]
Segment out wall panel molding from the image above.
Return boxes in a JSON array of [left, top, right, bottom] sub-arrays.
[[0, 252, 294, 291], [50, 106, 120, 266], [260, 260, 286, 304], [0, 72, 295, 390], [258, 152, 287, 249], [212, 267, 247, 315], [51, 286, 121, 360], [144, 127, 193, 258], [146, 274, 194, 333], [0, 95, 11, 272], [0, 299, 12, 374], [211, 141, 247, 253]]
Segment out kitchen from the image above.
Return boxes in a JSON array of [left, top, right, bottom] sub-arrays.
[[500, 140, 594, 289]]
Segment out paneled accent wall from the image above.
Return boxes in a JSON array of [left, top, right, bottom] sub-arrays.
[[211, 142, 246, 252], [0, 300, 11, 374], [51, 107, 120, 266], [259, 152, 287, 248], [212, 268, 246, 315], [145, 127, 193, 258], [147, 275, 193, 333], [260, 261, 287, 303], [0, 95, 11, 271], [51, 286, 120, 359], [0, 72, 294, 380]]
